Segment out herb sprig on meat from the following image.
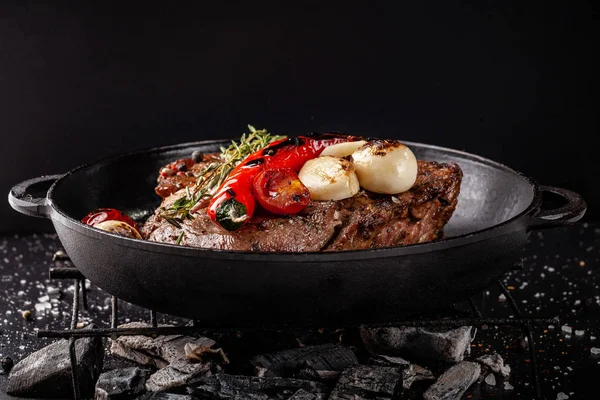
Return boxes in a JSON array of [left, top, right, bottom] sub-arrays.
[[160, 125, 285, 226]]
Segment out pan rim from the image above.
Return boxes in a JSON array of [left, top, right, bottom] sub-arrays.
[[46, 138, 541, 262]]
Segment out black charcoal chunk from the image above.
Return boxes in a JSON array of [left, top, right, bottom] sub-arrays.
[[251, 343, 358, 381], [7, 330, 104, 398], [109, 322, 217, 393], [476, 353, 511, 378], [360, 326, 474, 365], [95, 367, 148, 399], [402, 364, 435, 390], [136, 393, 198, 400], [370, 354, 434, 390], [288, 388, 319, 399], [370, 354, 410, 367], [328, 365, 402, 399], [423, 361, 481, 400], [188, 374, 329, 400]]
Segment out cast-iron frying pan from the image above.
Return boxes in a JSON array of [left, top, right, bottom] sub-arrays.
[[8, 139, 586, 327]]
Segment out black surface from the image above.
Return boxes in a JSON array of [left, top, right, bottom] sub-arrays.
[[0, 221, 598, 399], [0, 2, 597, 234], [8, 139, 586, 327]]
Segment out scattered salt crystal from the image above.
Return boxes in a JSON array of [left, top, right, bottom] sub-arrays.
[[541, 273, 546, 278], [567, 366, 573, 371], [534, 293, 541, 298], [549, 325, 555, 330], [548, 267, 555, 272], [591, 336, 596, 340], [565, 334, 572, 339], [499, 294, 506, 302], [554, 366, 560, 371], [50, 310, 60, 317], [484, 373, 496, 386], [503, 382, 514, 391], [34, 303, 47, 313], [19, 279, 26, 285], [522, 300, 527, 304], [17, 290, 25, 296], [575, 330, 585, 336], [557, 392, 569, 400], [561, 325, 573, 334], [591, 347, 600, 355], [37, 295, 49, 303], [574, 300, 581, 306]]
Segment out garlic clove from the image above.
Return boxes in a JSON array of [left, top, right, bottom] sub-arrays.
[[351, 140, 418, 194], [298, 156, 360, 201], [94, 220, 142, 239], [320, 140, 367, 158]]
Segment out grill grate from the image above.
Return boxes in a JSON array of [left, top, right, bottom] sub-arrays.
[[38, 262, 553, 400]]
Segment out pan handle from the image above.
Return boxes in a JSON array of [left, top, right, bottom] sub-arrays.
[[8, 175, 63, 218], [527, 185, 587, 231]]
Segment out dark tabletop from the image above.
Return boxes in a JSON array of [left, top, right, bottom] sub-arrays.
[[0, 221, 598, 399]]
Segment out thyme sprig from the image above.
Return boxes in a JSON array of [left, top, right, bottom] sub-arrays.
[[159, 125, 285, 226]]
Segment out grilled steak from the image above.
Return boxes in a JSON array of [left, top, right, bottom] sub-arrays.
[[141, 154, 462, 252]]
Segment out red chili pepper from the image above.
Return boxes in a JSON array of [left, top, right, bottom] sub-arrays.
[[81, 208, 138, 229], [207, 134, 360, 231]]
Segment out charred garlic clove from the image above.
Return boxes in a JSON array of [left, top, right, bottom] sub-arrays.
[[94, 220, 142, 239], [351, 140, 417, 194], [320, 140, 367, 158], [298, 156, 360, 201]]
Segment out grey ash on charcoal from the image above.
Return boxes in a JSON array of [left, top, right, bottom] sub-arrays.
[[4, 321, 514, 399]]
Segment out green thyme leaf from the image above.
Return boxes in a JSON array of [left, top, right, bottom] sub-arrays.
[[176, 231, 185, 245]]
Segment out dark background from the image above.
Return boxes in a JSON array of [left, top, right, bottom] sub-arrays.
[[1, 2, 596, 234]]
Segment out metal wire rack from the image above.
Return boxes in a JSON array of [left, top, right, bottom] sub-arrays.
[[39, 261, 556, 400]]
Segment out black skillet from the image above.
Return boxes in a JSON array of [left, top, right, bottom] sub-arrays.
[[8, 139, 586, 327]]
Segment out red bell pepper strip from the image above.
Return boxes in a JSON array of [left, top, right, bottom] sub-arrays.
[[207, 134, 361, 231]]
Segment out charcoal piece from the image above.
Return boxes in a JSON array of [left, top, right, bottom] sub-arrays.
[[95, 367, 148, 399], [188, 374, 329, 400], [136, 392, 198, 399], [423, 361, 481, 400], [402, 364, 435, 390], [476, 353, 511, 378], [185, 342, 229, 365], [251, 343, 358, 381], [328, 365, 402, 399], [145, 362, 211, 393], [369, 354, 434, 390], [360, 326, 474, 365], [109, 322, 217, 392], [370, 354, 410, 367], [7, 328, 104, 398], [109, 322, 216, 368], [288, 389, 319, 399]]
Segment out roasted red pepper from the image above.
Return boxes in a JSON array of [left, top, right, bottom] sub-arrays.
[[207, 134, 360, 231], [253, 168, 310, 215]]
